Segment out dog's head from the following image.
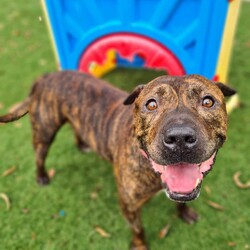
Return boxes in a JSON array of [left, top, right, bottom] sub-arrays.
[[124, 74, 236, 202]]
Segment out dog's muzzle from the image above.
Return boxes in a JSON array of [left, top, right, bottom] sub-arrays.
[[141, 149, 216, 202]]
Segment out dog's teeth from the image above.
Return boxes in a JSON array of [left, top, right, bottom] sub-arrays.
[[195, 178, 200, 187]]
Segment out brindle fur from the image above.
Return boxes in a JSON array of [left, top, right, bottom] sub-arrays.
[[0, 71, 235, 250]]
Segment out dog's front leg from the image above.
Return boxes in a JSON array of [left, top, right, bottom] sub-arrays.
[[114, 148, 160, 249], [177, 203, 199, 224], [120, 200, 148, 250]]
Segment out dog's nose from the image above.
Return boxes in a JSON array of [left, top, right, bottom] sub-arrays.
[[163, 126, 197, 151]]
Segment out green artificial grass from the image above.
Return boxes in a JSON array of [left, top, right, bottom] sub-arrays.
[[0, 1, 249, 250]]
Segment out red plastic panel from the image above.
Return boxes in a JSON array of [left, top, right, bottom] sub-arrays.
[[78, 33, 185, 76]]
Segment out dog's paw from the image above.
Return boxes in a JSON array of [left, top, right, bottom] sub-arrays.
[[130, 244, 149, 250], [79, 146, 92, 153], [177, 203, 199, 224], [76, 142, 91, 153], [37, 173, 50, 186]]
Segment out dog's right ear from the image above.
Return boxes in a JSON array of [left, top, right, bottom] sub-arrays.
[[123, 84, 145, 105]]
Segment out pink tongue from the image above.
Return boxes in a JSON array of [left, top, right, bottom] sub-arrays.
[[162, 164, 202, 194], [150, 160, 209, 194]]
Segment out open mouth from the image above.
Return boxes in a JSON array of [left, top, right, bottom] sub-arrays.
[[141, 150, 217, 202]]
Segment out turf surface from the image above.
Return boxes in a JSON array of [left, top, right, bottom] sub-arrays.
[[0, 1, 249, 250]]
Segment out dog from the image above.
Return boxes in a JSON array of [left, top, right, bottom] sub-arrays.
[[0, 71, 236, 249]]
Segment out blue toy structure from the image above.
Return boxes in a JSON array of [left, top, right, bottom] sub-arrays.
[[42, 0, 241, 82]]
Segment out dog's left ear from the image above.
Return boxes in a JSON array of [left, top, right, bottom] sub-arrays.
[[214, 82, 237, 97], [123, 84, 145, 105]]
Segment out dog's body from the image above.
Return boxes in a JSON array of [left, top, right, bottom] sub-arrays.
[[0, 71, 235, 249]]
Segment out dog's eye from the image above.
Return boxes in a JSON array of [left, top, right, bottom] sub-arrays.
[[146, 99, 158, 111], [202, 96, 215, 108]]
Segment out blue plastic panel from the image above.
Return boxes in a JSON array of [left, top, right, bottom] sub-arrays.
[[43, 0, 228, 79]]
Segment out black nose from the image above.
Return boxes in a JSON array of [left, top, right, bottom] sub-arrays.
[[163, 126, 197, 151]]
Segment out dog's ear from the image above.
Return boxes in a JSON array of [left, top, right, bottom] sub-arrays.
[[214, 82, 237, 97], [123, 84, 145, 105]]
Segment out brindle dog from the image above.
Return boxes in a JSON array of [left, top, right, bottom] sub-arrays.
[[0, 71, 236, 249]]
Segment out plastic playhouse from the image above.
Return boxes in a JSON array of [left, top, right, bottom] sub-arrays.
[[41, 0, 241, 112]]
